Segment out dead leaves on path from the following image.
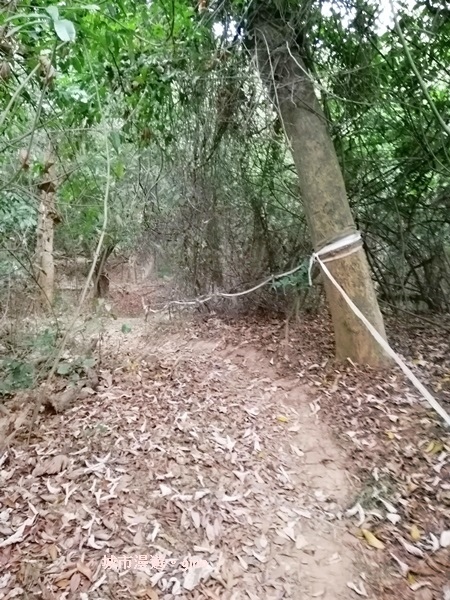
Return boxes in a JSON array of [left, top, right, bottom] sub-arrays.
[[193, 315, 450, 599], [1, 310, 449, 599], [0, 328, 356, 600]]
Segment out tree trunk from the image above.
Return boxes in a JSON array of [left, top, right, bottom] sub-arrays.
[[35, 145, 58, 307], [93, 244, 114, 298], [252, 17, 389, 365]]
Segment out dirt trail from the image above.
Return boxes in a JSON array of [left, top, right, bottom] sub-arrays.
[[0, 316, 374, 600], [103, 316, 369, 598], [217, 340, 364, 599]]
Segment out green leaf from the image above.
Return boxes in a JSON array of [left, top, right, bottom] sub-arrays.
[[121, 324, 131, 334], [45, 5, 59, 21], [54, 19, 76, 42], [82, 357, 96, 368], [57, 362, 72, 375], [114, 161, 124, 179], [109, 131, 121, 153], [4, 12, 41, 22]]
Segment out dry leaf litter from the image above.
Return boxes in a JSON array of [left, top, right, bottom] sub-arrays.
[[193, 310, 450, 600], [1, 283, 449, 600], [1, 313, 368, 600]]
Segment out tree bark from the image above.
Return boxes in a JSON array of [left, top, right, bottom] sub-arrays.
[[93, 244, 114, 298], [35, 145, 58, 307], [252, 17, 390, 365]]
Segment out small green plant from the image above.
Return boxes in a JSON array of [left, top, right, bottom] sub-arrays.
[[271, 262, 310, 292], [0, 358, 34, 396], [29, 328, 59, 353], [56, 356, 96, 380]]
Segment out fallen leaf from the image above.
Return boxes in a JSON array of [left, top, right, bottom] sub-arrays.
[[159, 484, 172, 497], [428, 532, 440, 552], [290, 444, 304, 457], [283, 523, 296, 541], [86, 534, 106, 549], [183, 564, 213, 591], [379, 498, 397, 514], [133, 528, 144, 546], [89, 573, 106, 592], [425, 441, 434, 453], [347, 581, 368, 597], [410, 581, 432, 592], [387, 513, 401, 525], [400, 538, 425, 558], [347, 503, 365, 527], [70, 572, 81, 593], [33, 455, 69, 476], [390, 553, 409, 577], [77, 561, 93, 581], [425, 441, 444, 454], [440, 530, 450, 548], [410, 525, 421, 541], [360, 529, 385, 550], [0, 515, 36, 548]]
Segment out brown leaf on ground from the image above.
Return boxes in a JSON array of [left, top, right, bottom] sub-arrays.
[[32, 454, 70, 476]]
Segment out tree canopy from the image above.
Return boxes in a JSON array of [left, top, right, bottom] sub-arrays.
[[1, 0, 450, 310]]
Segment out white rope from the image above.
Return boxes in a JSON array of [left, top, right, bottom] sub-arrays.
[[312, 253, 450, 428], [308, 232, 362, 285], [149, 233, 363, 312], [321, 244, 362, 263], [318, 232, 362, 256], [146, 262, 308, 314]]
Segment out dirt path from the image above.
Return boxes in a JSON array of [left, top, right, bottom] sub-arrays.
[[0, 316, 374, 599]]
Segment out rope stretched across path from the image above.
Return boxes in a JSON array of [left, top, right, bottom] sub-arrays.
[[143, 232, 450, 428], [146, 260, 307, 313]]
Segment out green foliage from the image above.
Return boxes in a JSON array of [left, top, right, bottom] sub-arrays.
[[0, 358, 34, 395], [56, 356, 96, 379], [29, 327, 58, 353], [0, 194, 37, 236], [0, 320, 97, 395], [0, 326, 59, 396], [271, 263, 310, 292], [1, 0, 450, 315]]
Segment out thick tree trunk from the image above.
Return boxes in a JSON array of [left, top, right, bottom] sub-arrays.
[[253, 19, 389, 365], [35, 146, 58, 307]]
